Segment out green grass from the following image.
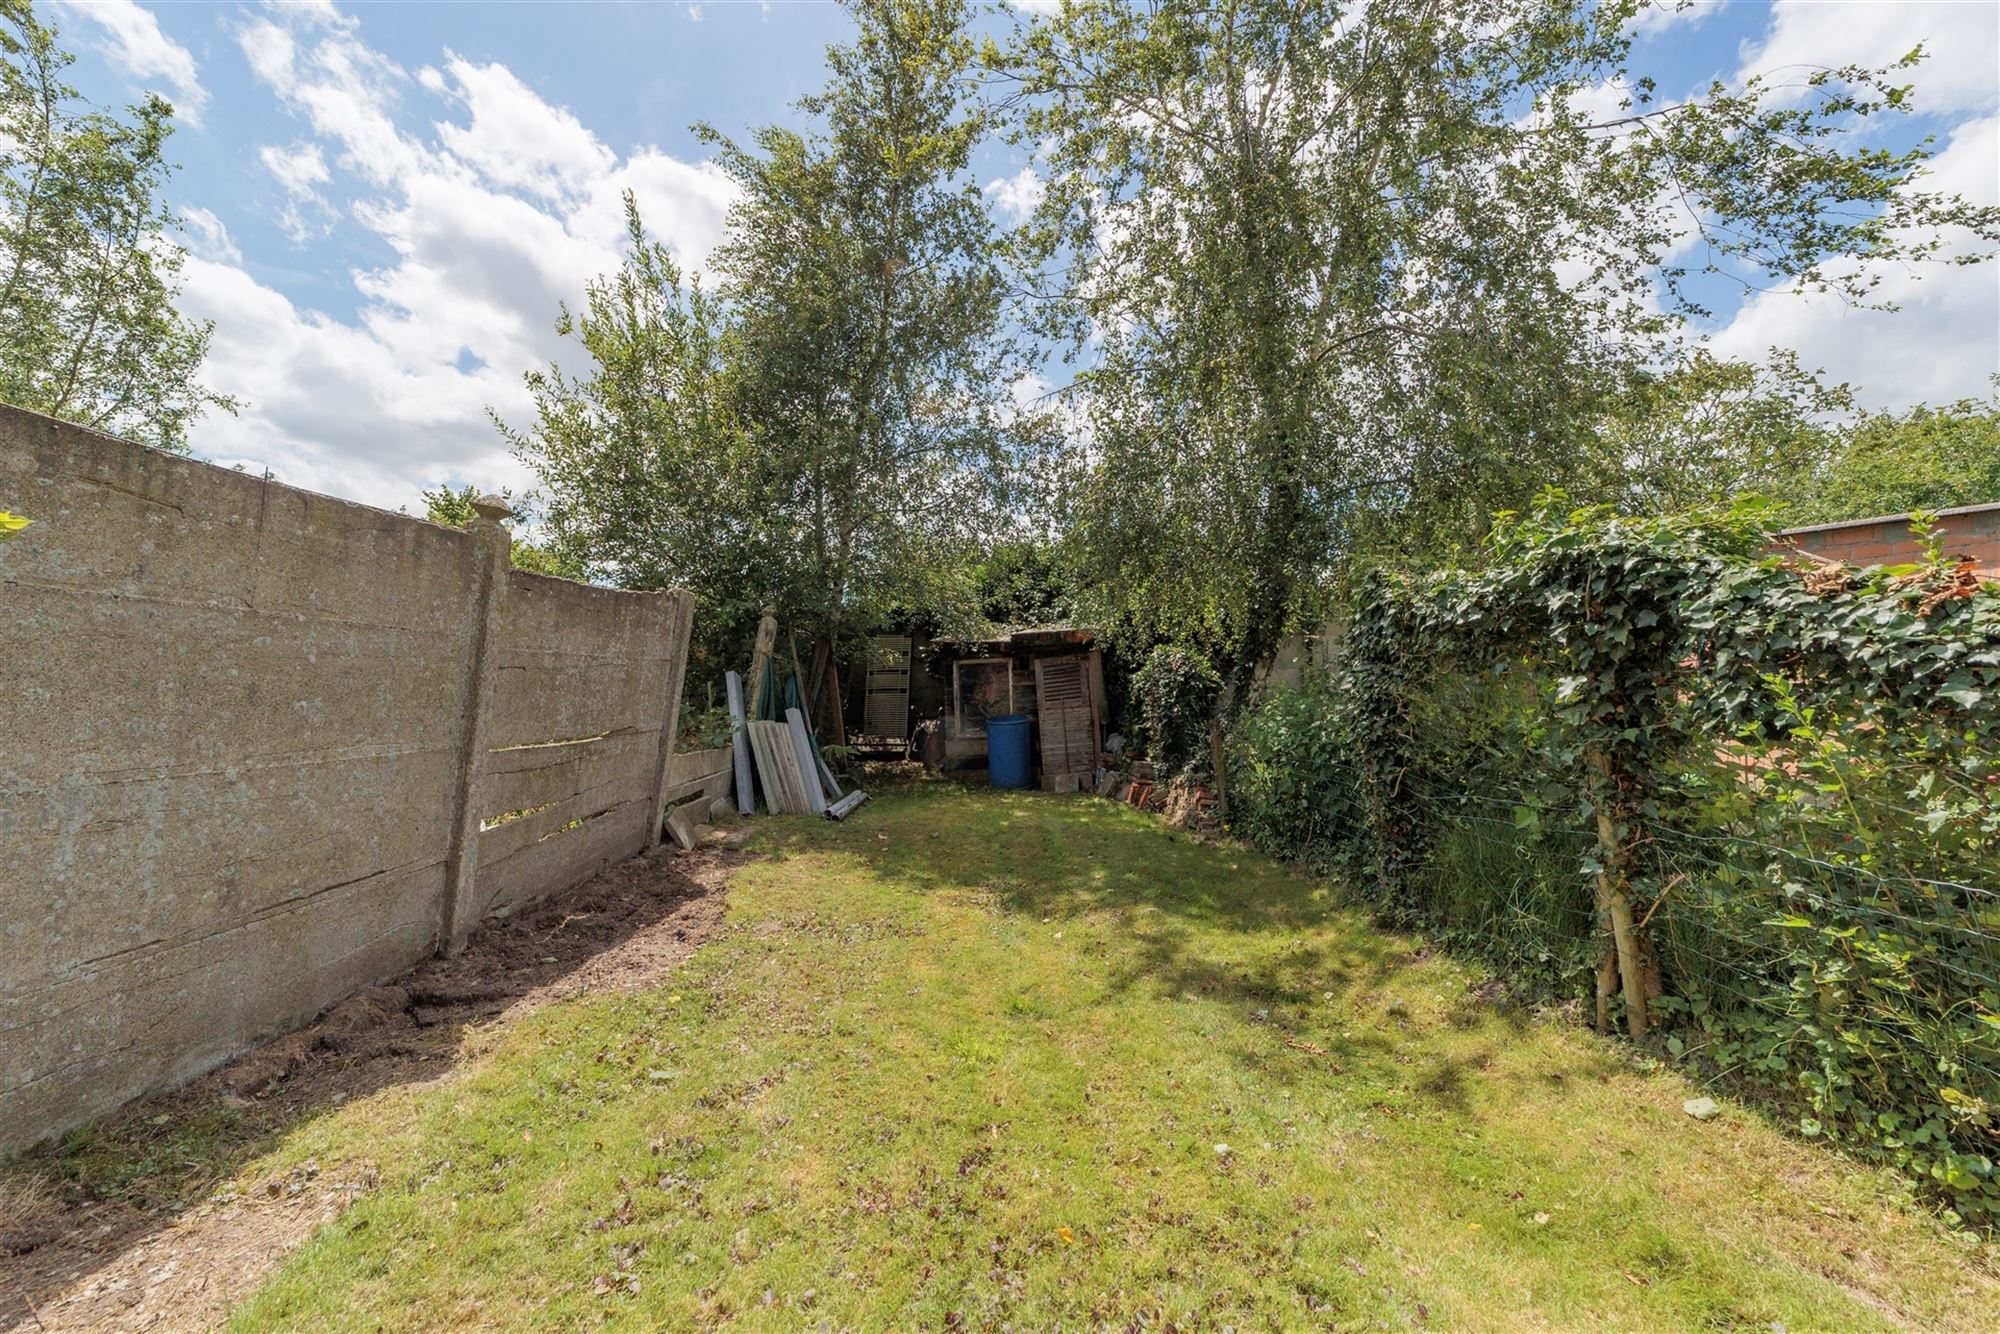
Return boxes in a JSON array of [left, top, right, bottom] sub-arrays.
[[224, 782, 1992, 1329]]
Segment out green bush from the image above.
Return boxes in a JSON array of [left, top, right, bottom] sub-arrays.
[[1642, 683, 2000, 1225], [1225, 673, 1366, 870], [1233, 666, 1602, 993], [1131, 644, 1220, 775]]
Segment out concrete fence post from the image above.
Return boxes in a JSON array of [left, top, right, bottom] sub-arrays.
[[648, 589, 698, 847], [438, 494, 514, 954]]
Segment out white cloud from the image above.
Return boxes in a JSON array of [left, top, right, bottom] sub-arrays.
[[1737, 0, 2000, 118], [238, 14, 425, 188], [178, 205, 241, 265], [261, 142, 331, 196], [1706, 114, 2000, 410], [53, 0, 208, 125], [433, 56, 616, 203], [178, 3, 736, 510], [985, 165, 1044, 223], [1631, 1, 1723, 38], [259, 142, 333, 240]]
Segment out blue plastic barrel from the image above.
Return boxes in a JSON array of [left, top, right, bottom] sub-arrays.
[[986, 714, 1032, 789]]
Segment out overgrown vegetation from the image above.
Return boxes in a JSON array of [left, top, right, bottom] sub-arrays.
[[507, 0, 1050, 676], [197, 787, 1998, 1326], [1788, 391, 2000, 524], [1130, 643, 1220, 776], [486, 0, 2000, 689], [1230, 498, 2000, 1224], [996, 0, 1999, 691]]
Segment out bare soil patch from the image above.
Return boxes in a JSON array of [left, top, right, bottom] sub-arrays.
[[1, 841, 740, 1333]]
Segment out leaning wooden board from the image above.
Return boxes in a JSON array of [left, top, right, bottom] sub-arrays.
[[747, 719, 812, 815], [786, 707, 829, 816]]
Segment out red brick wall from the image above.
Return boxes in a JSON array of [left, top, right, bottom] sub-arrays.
[[1777, 503, 2000, 578]]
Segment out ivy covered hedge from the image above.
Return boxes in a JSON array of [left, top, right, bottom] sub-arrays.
[[1229, 497, 2000, 1225]]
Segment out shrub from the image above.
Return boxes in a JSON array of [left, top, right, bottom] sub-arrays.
[[1226, 673, 1366, 870], [1131, 644, 1220, 774]]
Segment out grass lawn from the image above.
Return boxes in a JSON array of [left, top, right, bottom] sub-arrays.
[[226, 780, 1991, 1330]]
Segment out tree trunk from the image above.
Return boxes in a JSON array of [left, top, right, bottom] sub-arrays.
[[1586, 746, 1648, 1038]]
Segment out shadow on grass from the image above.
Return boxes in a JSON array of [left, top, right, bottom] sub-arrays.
[[747, 776, 1563, 1119], [768, 775, 1404, 951]]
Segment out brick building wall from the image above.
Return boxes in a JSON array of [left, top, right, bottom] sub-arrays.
[[1777, 501, 2000, 578]]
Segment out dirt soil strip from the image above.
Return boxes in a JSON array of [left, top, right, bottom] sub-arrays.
[[1, 842, 740, 1333]]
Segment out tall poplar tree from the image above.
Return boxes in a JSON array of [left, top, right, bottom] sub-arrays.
[[516, 0, 1042, 665], [696, 0, 1039, 646]]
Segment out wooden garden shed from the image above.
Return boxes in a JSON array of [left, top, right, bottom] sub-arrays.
[[855, 625, 1106, 790]]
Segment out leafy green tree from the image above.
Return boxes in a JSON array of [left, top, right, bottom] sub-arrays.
[[693, 0, 1046, 647], [417, 484, 586, 581], [518, 0, 1043, 673], [1582, 350, 1849, 513], [998, 0, 2000, 695], [0, 0, 232, 451], [501, 193, 764, 675], [1788, 393, 2000, 524], [971, 539, 1077, 631]]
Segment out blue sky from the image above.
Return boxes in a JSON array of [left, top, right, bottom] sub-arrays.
[[40, 0, 2000, 509]]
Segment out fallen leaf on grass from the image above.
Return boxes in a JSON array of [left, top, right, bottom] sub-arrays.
[[1622, 1270, 1650, 1287]]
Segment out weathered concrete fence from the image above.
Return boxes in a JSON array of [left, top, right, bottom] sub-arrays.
[[0, 404, 693, 1151]]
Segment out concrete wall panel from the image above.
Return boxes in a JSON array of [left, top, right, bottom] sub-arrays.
[[479, 730, 661, 829], [0, 405, 694, 1150], [475, 799, 654, 917], [485, 570, 675, 749]]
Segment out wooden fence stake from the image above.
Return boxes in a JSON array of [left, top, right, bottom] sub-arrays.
[[746, 606, 778, 718]]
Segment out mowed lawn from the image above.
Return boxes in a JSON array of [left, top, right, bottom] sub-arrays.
[[231, 782, 1993, 1330]]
